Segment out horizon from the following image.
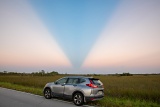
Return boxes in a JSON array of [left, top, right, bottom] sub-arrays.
[[0, 0, 160, 74], [1, 70, 160, 75]]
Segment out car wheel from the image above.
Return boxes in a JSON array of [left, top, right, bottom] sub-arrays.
[[44, 88, 51, 99], [73, 93, 84, 106]]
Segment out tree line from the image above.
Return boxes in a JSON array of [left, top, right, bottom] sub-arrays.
[[0, 70, 59, 76]]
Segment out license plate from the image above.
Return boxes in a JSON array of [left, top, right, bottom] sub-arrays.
[[97, 91, 103, 95]]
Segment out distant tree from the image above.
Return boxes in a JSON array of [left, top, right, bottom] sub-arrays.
[[3, 71, 8, 73], [38, 70, 45, 76], [93, 74, 100, 76], [120, 72, 133, 76], [49, 71, 58, 75], [42, 70, 45, 75]]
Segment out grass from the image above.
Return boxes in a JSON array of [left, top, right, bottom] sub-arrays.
[[0, 75, 160, 107], [97, 75, 160, 102], [90, 97, 160, 107], [0, 82, 42, 96]]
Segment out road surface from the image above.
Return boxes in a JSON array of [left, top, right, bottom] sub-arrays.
[[0, 87, 94, 107]]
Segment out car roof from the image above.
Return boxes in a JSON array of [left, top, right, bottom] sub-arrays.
[[65, 76, 93, 79]]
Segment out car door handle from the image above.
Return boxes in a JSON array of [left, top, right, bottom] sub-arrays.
[[73, 85, 77, 87], [61, 83, 66, 86]]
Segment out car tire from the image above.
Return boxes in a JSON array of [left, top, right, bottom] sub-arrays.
[[73, 92, 84, 106], [44, 88, 51, 99]]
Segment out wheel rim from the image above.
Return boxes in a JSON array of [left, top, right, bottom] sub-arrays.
[[45, 89, 51, 98], [74, 94, 82, 105]]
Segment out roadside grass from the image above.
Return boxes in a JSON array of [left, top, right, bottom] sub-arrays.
[[89, 97, 160, 107], [0, 82, 42, 96], [0, 81, 160, 107]]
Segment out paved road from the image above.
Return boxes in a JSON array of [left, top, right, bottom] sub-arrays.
[[0, 87, 93, 107]]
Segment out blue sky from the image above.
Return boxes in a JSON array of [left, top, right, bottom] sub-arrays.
[[0, 0, 160, 74], [29, 0, 119, 67]]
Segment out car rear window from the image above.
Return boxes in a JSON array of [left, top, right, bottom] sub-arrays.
[[89, 78, 103, 85], [79, 78, 86, 83]]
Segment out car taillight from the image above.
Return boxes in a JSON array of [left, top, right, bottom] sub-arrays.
[[86, 80, 98, 88], [86, 84, 98, 88]]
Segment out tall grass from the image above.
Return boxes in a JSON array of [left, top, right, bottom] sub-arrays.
[[0, 75, 160, 103], [0, 75, 63, 88], [94, 75, 160, 102]]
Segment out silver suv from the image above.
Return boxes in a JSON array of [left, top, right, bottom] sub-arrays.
[[43, 76, 104, 106]]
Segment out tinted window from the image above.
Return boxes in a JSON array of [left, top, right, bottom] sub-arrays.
[[67, 78, 79, 84], [90, 78, 102, 85], [56, 78, 68, 84], [79, 78, 86, 83]]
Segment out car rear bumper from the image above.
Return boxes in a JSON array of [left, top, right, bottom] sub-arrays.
[[85, 95, 104, 102]]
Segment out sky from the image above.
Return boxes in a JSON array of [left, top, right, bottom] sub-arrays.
[[0, 0, 160, 74]]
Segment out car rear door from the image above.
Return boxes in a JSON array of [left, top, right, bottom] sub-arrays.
[[63, 78, 79, 98]]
